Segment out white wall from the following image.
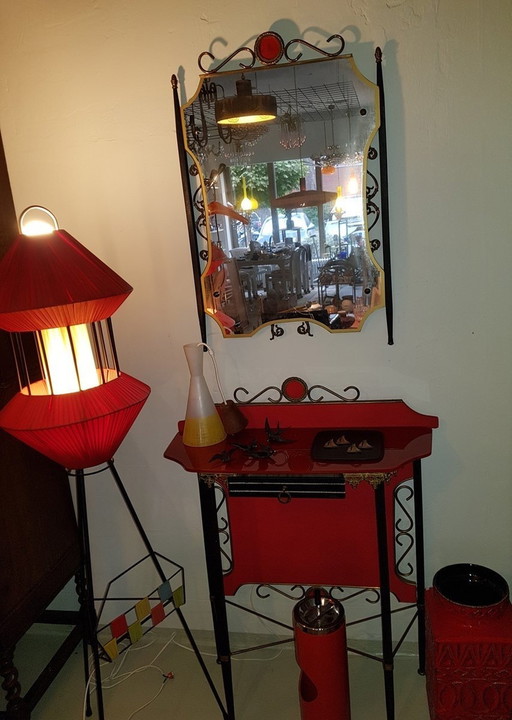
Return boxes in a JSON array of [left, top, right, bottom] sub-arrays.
[[1, 1, 511, 636]]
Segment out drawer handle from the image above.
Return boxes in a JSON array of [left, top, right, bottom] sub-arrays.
[[278, 486, 291, 504]]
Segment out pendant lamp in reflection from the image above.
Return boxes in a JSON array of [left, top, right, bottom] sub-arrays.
[[272, 177, 337, 210], [249, 188, 259, 210], [215, 75, 277, 126], [279, 106, 306, 150], [240, 176, 253, 212], [333, 185, 344, 215], [0, 206, 150, 469], [347, 172, 359, 195]]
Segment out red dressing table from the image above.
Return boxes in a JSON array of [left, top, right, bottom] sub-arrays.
[[165, 388, 438, 720]]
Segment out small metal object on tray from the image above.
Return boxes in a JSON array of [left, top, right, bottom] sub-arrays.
[[311, 430, 384, 462]]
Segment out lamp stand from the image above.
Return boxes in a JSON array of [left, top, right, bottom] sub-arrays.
[[75, 469, 106, 718], [72, 459, 228, 719]]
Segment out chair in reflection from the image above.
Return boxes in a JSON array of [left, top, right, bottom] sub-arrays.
[[301, 243, 313, 291], [317, 259, 357, 307], [291, 245, 311, 298], [238, 269, 258, 300], [263, 250, 289, 294], [230, 249, 259, 301], [265, 246, 313, 300]]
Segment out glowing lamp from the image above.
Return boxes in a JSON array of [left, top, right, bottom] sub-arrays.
[[347, 173, 359, 195], [0, 206, 150, 469], [240, 176, 254, 212], [240, 181, 252, 212], [215, 76, 277, 126], [334, 186, 345, 214]]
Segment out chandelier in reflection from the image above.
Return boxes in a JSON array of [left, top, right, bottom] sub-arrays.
[[230, 124, 268, 145], [312, 105, 364, 169], [219, 124, 268, 164], [279, 106, 306, 150], [221, 139, 254, 164]]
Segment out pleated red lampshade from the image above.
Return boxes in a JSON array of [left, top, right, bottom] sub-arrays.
[[0, 209, 150, 469], [0, 229, 132, 331]]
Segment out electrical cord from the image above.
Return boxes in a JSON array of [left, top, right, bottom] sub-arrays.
[[83, 634, 176, 720]]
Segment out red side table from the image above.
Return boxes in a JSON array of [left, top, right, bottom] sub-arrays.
[[165, 394, 438, 720]]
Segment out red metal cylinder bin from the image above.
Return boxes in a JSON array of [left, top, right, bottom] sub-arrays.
[[426, 563, 512, 720], [293, 587, 351, 720]]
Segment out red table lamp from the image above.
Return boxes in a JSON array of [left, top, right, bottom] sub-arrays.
[[0, 206, 150, 468]]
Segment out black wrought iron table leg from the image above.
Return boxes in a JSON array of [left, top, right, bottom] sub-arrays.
[[198, 477, 235, 720], [413, 459, 426, 675], [375, 482, 395, 720]]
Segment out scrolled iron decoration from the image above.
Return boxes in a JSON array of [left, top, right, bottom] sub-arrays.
[[215, 483, 233, 574], [198, 32, 346, 74], [366, 168, 379, 200], [233, 385, 284, 404], [255, 584, 307, 600], [255, 584, 381, 605], [307, 383, 361, 402], [394, 484, 416, 579], [198, 46, 256, 74], [395, 532, 415, 578], [284, 33, 346, 62], [394, 484, 414, 532], [191, 164, 227, 248], [328, 586, 381, 604], [366, 170, 381, 233], [233, 377, 361, 404], [188, 110, 208, 149], [365, 147, 381, 241]]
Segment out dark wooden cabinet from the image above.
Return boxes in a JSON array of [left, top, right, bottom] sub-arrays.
[[0, 132, 82, 719]]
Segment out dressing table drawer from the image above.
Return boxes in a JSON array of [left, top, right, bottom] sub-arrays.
[[227, 474, 346, 499]]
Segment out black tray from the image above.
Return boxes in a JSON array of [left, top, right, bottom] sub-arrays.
[[311, 430, 384, 462]]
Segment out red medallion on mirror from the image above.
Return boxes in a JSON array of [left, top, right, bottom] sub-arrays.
[[254, 31, 284, 65], [281, 376, 308, 402]]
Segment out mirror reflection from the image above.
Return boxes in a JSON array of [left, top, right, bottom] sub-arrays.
[[183, 54, 383, 336]]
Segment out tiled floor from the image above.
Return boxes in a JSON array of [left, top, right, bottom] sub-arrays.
[[4, 626, 430, 719]]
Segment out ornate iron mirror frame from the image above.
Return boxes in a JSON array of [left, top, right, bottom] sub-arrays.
[[172, 31, 393, 344]]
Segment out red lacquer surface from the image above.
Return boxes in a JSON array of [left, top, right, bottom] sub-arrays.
[[164, 400, 438, 602], [165, 400, 438, 476], [426, 588, 512, 719], [220, 464, 415, 600]]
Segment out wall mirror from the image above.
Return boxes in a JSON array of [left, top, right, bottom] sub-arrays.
[[173, 32, 392, 342]]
